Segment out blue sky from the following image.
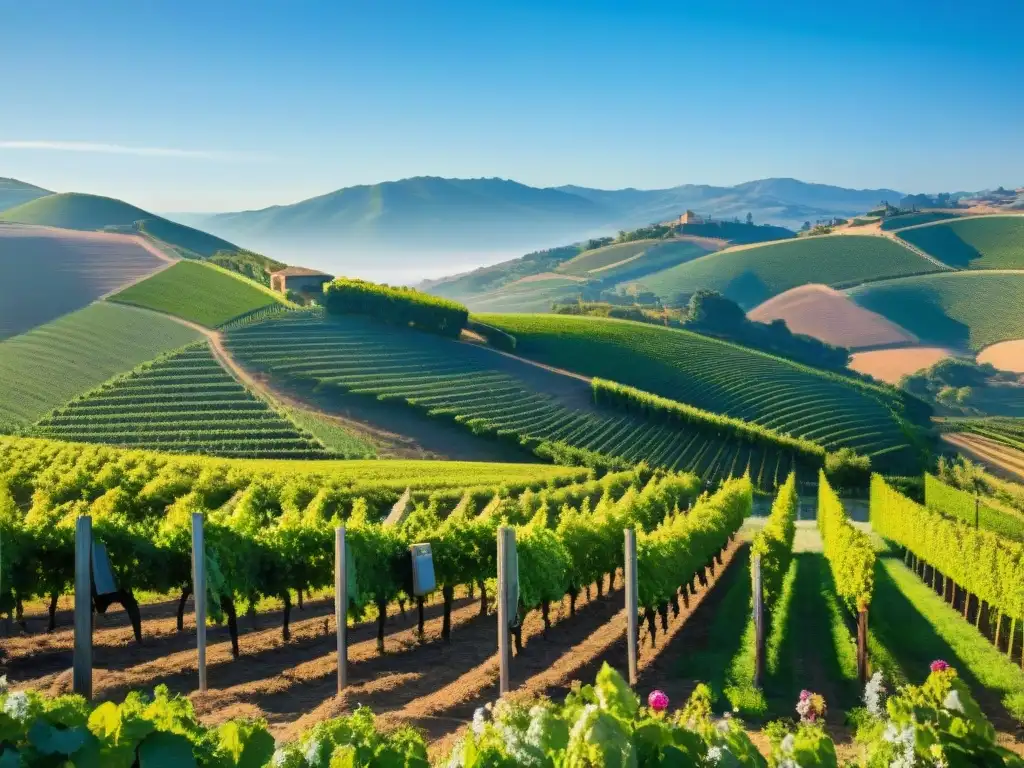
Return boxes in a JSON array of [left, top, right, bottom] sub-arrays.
[[2, 0, 1022, 212]]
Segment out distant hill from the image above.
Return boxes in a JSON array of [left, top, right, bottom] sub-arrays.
[[200, 176, 611, 253], [0, 177, 51, 213], [0, 192, 241, 258], [188, 176, 903, 279]]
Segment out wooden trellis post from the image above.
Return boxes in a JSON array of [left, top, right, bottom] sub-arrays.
[[624, 529, 638, 686], [73, 516, 93, 698]]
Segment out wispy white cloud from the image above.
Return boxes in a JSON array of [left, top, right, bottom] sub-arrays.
[[0, 140, 265, 161]]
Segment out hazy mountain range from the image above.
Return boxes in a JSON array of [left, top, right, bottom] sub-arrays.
[[2, 174, 903, 282], [172, 176, 902, 279]]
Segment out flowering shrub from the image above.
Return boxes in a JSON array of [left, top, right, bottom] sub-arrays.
[[852, 664, 1024, 768], [795, 690, 827, 724], [448, 665, 768, 767]]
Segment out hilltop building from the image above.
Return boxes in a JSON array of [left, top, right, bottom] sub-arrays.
[[270, 267, 334, 296], [678, 210, 704, 225]]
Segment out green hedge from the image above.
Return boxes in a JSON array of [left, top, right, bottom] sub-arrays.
[[592, 378, 826, 463], [818, 471, 875, 612], [323, 278, 468, 338], [924, 473, 1024, 542], [467, 319, 517, 351], [752, 473, 797, 611], [872, 474, 1024, 622]]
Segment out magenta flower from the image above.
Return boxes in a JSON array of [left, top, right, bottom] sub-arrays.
[[930, 660, 950, 673], [648, 690, 669, 712], [799, 689, 812, 700]]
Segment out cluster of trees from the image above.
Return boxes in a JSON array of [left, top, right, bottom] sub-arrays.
[[208, 249, 286, 287], [323, 278, 469, 338], [901, 358, 1014, 413], [615, 223, 676, 242], [900, 192, 960, 209]]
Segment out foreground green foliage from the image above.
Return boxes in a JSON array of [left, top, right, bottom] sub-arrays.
[[323, 278, 468, 338], [0, 435, 588, 622], [6, 661, 1019, 766], [32, 344, 328, 458], [480, 313, 927, 473], [849, 271, 1024, 351], [0, 303, 201, 426], [898, 215, 1024, 269], [632, 235, 940, 308], [818, 472, 875, 612], [111, 261, 283, 328]]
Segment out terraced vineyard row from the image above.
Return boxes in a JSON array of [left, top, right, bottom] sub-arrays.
[[478, 313, 926, 473], [224, 312, 805, 488], [32, 343, 330, 458]]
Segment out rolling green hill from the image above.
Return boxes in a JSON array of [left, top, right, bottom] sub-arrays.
[[223, 311, 810, 487], [33, 343, 332, 458], [557, 240, 656, 275], [896, 215, 1024, 269], [879, 212, 958, 231], [848, 272, 1024, 352], [477, 313, 928, 472], [0, 192, 241, 257], [464, 275, 586, 313], [0, 177, 51, 212], [0, 303, 201, 427], [109, 261, 285, 327], [631, 235, 943, 308]]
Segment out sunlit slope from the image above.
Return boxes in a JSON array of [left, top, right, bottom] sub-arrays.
[[222, 311, 809, 487], [0, 303, 201, 427], [0, 192, 240, 257], [479, 313, 927, 472], [633, 235, 942, 308], [848, 271, 1024, 352], [110, 261, 283, 327], [897, 216, 1024, 269]]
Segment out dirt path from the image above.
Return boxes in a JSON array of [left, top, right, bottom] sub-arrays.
[[415, 538, 745, 758], [942, 433, 1024, 482]]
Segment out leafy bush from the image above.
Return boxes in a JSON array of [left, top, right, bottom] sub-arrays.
[[323, 278, 468, 337], [824, 448, 871, 490]]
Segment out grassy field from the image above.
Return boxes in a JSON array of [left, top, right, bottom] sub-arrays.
[[110, 260, 283, 327], [924, 473, 1024, 542], [224, 311, 802, 488], [848, 271, 1024, 351], [870, 555, 1024, 726], [632, 235, 941, 308], [478, 313, 925, 472], [465, 275, 584, 312], [0, 224, 167, 340], [880, 212, 958, 231], [0, 303, 201, 425], [0, 192, 240, 257], [898, 216, 1024, 269], [32, 343, 330, 458], [556, 240, 657, 276], [283, 405, 376, 458]]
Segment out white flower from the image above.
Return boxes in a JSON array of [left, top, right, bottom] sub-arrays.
[[706, 745, 724, 764], [471, 707, 487, 736], [780, 733, 795, 755], [446, 739, 465, 768], [884, 722, 916, 768], [271, 749, 288, 767], [942, 689, 963, 713], [3, 691, 29, 722], [525, 706, 548, 750], [863, 671, 886, 717], [0, 675, 7, 694], [303, 737, 322, 766]]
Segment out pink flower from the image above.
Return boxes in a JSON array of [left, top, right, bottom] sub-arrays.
[[930, 660, 950, 673], [799, 689, 812, 700], [648, 690, 669, 712]]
